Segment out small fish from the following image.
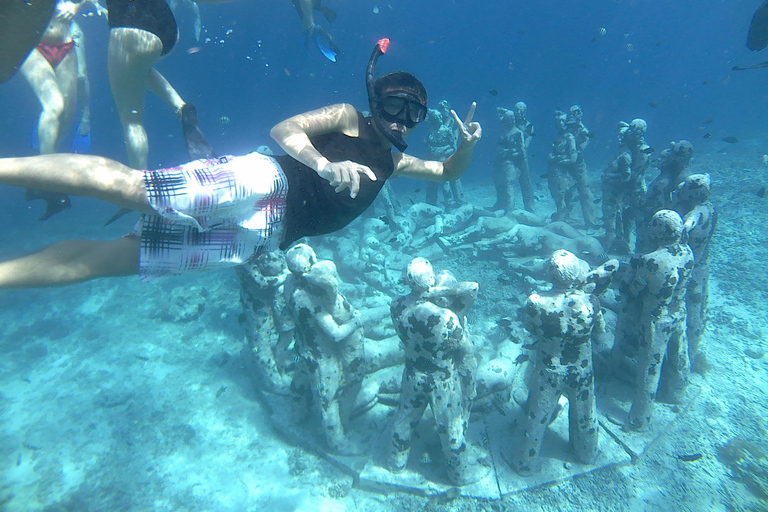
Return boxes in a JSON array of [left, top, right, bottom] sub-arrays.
[[514, 354, 529, 365], [420, 452, 432, 464], [292, 355, 302, 363], [702, 80, 709, 85], [655, 41, 662, 47], [703, 133, 711, 139], [488, 89, 498, 96], [591, 36, 597, 43], [22, 442, 40, 451], [722, 136, 739, 143], [678, 453, 703, 462], [413, 188, 422, 193], [186, 46, 201, 54], [702, 117, 714, 124], [498, 317, 512, 329], [215, 386, 227, 398], [642, 147, 655, 154], [757, 187, 767, 198], [733, 60, 768, 71], [218, 116, 231, 125], [135, 354, 149, 361], [16, 453, 22, 466], [540, 173, 549, 179], [389, 237, 398, 243], [648, 102, 658, 108], [593, 198, 601, 204]]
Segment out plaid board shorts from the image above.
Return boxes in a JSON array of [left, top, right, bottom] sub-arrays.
[[134, 152, 288, 280]]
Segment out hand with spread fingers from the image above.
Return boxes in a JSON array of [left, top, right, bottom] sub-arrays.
[[451, 102, 482, 148], [318, 160, 378, 199]]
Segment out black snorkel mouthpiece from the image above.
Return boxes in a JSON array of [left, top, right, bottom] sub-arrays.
[[366, 38, 409, 152]]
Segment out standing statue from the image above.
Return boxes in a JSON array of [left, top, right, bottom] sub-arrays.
[[565, 105, 596, 230], [509, 250, 618, 475], [671, 174, 717, 371], [424, 100, 463, 208], [602, 119, 651, 253], [612, 210, 693, 431], [636, 140, 694, 252], [547, 110, 578, 222], [493, 102, 535, 213], [387, 257, 486, 485], [285, 244, 366, 453], [237, 251, 294, 390]]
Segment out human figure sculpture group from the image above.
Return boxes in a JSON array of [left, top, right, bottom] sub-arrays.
[[232, 99, 717, 486]]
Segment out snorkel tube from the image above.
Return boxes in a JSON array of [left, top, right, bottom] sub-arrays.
[[366, 38, 408, 152]]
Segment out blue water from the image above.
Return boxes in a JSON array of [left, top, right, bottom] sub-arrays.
[[1, 1, 767, 510]]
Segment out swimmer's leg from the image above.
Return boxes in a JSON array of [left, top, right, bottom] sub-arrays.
[[0, 154, 153, 213], [20, 49, 62, 154], [0, 236, 139, 288], [108, 27, 163, 169]]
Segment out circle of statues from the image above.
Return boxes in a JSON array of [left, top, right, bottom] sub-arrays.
[[235, 103, 715, 486]]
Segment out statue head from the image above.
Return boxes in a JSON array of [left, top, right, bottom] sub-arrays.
[[406, 257, 435, 293], [648, 209, 684, 245]]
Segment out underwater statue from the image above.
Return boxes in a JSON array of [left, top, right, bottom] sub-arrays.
[[440, 211, 607, 267], [493, 104, 535, 213], [237, 251, 294, 391], [284, 243, 366, 453], [509, 250, 618, 475], [547, 110, 579, 223], [672, 174, 717, 371], [387, 257, 487, 485], [612, 210, 693, 431], [601, 118, 652, 254], [636, 140, 694, 252], [564, 104, 597, 230], [424, 99, 463, 208]]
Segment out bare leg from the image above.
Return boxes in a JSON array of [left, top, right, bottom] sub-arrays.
[[0, 154, 153, 213], [108, 27, 163, 169], [0, 236, 140, 288], [55, 51, 78, 143], [20, 49, 63, 154]]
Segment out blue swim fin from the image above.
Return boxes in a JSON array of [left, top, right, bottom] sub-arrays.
[[315, 33, 337, 63], [305, 25, 337, 63], [70, 121, 90, 154]]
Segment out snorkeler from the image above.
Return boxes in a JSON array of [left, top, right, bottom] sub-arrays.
[[106, 0, 196, 170], [0, 38, 481, 288], [18, 0, 101, 220]]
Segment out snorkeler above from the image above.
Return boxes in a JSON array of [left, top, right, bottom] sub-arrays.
[[292, 0, 341, 62], [0, 39, 481, 289]]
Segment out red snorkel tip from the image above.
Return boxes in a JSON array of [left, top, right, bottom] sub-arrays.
[[378, 38, 390, 54]]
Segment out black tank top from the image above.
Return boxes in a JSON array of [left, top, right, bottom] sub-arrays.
[[107, 0, 178, 56], [277, 112, 394, 250]]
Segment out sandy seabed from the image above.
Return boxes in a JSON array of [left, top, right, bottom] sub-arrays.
[[0, 146, 767, 512]]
